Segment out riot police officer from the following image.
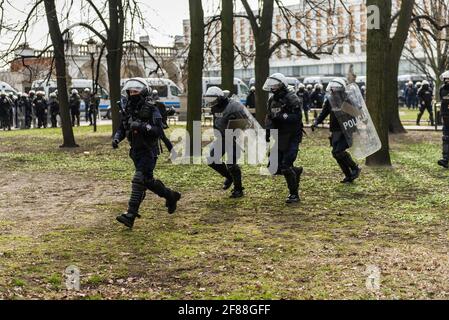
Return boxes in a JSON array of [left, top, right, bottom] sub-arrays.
[[311, 78, 361, 183], [48, 92, 60, 128], [8, 93, 16, 128], [151, 89, 173, 152], [69, 89, 81, 127], [28, 90, 37, 128], [0, 91, 12, 131], [310, 83, 325, 109], [112, 78, 181, 229], [297, 83, 310, 124], [17, 93, 29, 129], [204, 86, 248, 198], [34, 91, 48, 128], [245, 86, 256, 115], [416, 80, 434, 126], [264, 73, 304, 203], [438, 71, 449, 168], [404, 81, 417, 110]]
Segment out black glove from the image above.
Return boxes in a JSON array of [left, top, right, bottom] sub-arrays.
[[112, 139, 119, 149], [130, 121, 141, 131]]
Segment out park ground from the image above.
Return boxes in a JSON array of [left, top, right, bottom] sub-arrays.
[[0, 123, 449, 300]]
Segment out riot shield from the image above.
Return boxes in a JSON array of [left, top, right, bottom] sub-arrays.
[[225, 96, 269, 166], [328, 83, 381, 160]]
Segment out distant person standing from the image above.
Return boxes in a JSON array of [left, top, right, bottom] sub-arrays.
[[297, 83, 310, 124], [48, 92, 60, 128], [69, 89, 81, 127], [245, 86, 256, 115], [416, 80, 434, 126], [404, 81, 417, 110], [83, 88, 91, 123]]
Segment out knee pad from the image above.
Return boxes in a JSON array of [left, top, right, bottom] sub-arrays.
[[280, 166, 294, 176], [132, 171, 146, 191], [332, 150, 347, 161], [226, 164, 240, 175]]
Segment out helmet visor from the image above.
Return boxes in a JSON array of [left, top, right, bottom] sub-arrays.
[[123, 79, 147, 94], [203, 96, 219, 107], [263, 78, 282, 92]]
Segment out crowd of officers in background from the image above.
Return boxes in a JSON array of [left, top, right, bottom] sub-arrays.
[[0, 88, 100, 131], [245, 80, 437, 127], [245, 82, 356, 125]]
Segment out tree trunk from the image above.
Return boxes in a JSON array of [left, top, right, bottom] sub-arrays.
[[254, 0, 274, 125], [221, 0, 234, 93], [254, 43, 270, 124], [366, 0, 391, 166], [107, 0, 124, 136], [187, 0, 204, 156], [388, 59, 407, 133], [44, 0, 78, 148]]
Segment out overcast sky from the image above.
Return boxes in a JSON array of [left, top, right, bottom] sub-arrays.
[[0, 0, 299, 54]]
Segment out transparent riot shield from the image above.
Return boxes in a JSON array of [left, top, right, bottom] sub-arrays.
[[225, 96, 269, 167], [328, 83, 381, 160]]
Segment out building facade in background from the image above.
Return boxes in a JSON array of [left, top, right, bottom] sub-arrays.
[[183, 0, 423, 82]]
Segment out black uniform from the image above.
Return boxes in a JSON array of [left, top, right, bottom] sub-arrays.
[[309, 88, 325, 109], [314, 98, 360, 182], [49, 97, 60, 128], [245, 91, 256, 115], [297, 88, 310, 124], [266, 87, 303, 201], [438, 83, 449, 167], [8, 94, 15, 128], [0, 95, 12, 131], [113, 89, 181, 228], [33, 95, 48, 128], [416, 85, 434, 126], [207, 97, 248, 198], [17, 96, 29, 129], [28, 93, 36, 128], [155, 100, 173, 152], [69, 93, 81, 127]]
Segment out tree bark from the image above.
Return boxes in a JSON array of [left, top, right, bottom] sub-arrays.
[[221, 0, 234, 93], [187, 0, 204, 156], [43, 0, 78, 148], [366, 0, 414, 166], [366, 0, 391, 166], [241, 0, 274, 125], [107, 0, 124, 136]]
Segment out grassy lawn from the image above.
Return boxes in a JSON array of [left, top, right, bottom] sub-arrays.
[[0, 125, 448, 300]]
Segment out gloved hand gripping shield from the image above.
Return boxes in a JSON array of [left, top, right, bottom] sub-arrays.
[[327, 82, 381, 160]]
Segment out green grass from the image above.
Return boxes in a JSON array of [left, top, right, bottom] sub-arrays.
[[0, 124, 449, 299]]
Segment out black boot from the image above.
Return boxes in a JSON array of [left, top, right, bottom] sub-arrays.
[[223, 178, 233, 190], [227, 164, 244, 198], [334, 151, 353, 183], [438, 136, 449, 168], [117, 172, 146, 228], [146, 179, 181, 214], [293, 166, 303, 191], [429, 112, 435, 126], [283, 167, 299, 203], [416, 113, 422, 126], [116, 212, 141, 229], [209, 163, 233, 189]]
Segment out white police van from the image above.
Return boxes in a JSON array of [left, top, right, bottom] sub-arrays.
[[203, 77, 250, 105], [0, 81, 18, 95], [120, 78, 183, 109], [31, 79, 111, 119]]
